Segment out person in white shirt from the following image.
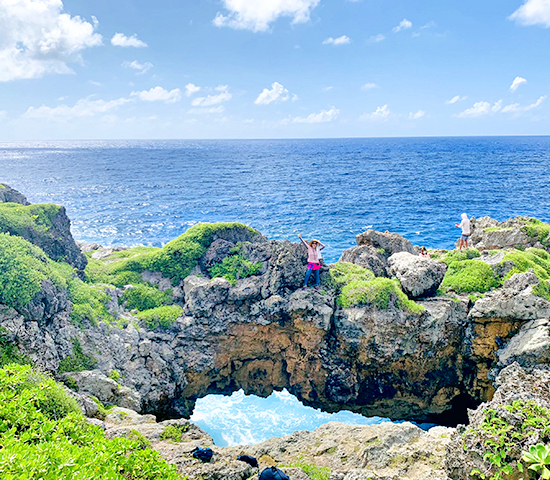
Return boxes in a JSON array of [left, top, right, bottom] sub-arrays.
[[455, 213, 471, 250]]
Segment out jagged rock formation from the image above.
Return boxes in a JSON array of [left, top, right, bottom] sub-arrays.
[[0, 183, 30, 205]]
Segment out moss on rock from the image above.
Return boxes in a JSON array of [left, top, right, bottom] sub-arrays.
[[441, 259, 498, 294]]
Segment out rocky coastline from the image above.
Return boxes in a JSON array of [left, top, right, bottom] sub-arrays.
[[1, 183, 550, 480]]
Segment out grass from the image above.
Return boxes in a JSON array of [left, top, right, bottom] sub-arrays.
[[281, 462, 331, 480], [0, 364, 183, 479], [441, 249, 481, 266], [440, 259, 498, 294], [209, 254, 261, 285], [137, 305, 183, 330], [521, 218, 550, 247], [329, 263, 423, 313], [0, 328, 30, 368], [484, 227, 514, 232], [122, 284, 173, 311], [57, 338, 97, 374], [159, 424, 190, 443], [0, 202, 61, 238]]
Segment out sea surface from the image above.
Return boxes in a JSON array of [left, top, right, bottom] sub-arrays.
[[1, 136, 550, 445]]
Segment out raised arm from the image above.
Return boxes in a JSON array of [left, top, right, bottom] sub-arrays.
[[298, 233, 309, 248], [318, 241, 326, 250]]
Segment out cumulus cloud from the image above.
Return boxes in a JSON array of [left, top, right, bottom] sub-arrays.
[[322, 35, 351, 45], [255, 82, 290, 105], [185, 83, 201, 97], [122, 60, 153, 74], [509, 0, 550, 27], [392, 18, 412, 33], [361, 83, 377, 90], [111, 33, 147, 48], [131, 86, 182, 103], [445, 95, 467, 104], [0, 0, 102, 82], [368, 34, 385, 43], [455, 100, 503, 118], [213, 0, 320, 32], [187, 106, 225, 114], [191, 86, 232, 107], [292, 107, 339, 123], [23, 97, 131, 121], [360, 104, 390, 121], [409, 110, 425, 120], [501, 95, 547, 112], [510, 76, 527, 92]]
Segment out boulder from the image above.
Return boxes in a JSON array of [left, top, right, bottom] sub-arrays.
[[184, 276, 231, 317], [199, 238, 234, 270], [0, 183, 30, 205], [387, 252, 447, 298], [355, 229, 415, 257], [338, 245, 387, 277]]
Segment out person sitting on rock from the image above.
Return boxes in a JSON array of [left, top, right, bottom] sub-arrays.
[[455, 213, 471, 250], [420, 246, 431, 258], [298, 233, 325, 290]]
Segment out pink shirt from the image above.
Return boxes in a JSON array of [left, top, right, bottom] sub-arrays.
[[300, 238, 324, 263]]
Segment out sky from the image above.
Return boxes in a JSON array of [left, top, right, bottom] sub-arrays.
[[0, 0, 549, 140]]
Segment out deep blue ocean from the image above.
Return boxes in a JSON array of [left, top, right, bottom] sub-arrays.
[[2, 136, 550, 445], [2, 137, 550, 263]]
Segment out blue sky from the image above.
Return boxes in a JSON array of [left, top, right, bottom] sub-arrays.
[[0, 0, 549, 139]]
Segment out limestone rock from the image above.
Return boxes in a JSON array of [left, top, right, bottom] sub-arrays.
[[78, 242, 103, 252], [199, 238, 234, 270], [105, 406, 156, 426], [356, 229, 416, 257], [0, 183, 30, 205], [496, 318, 550, 368], [61, 370, 141, 411], [387, 252, 447, 298], [184, 276, 231, 316], [339, 245, 387, 277], [22, 278, 69, 323]]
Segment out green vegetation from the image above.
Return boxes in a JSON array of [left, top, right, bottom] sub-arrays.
[[159, 424, 190, 442], [0, 327, 30, 367], [209, 254, 261, 285], [0, 364, 182, 479], [484, 227, 514, 233], [441, 249, 481, 266], [0, 233, 68, 312], [57, 338, 97, 374], [466, 400, 550, 480], [441, 259, 498, 294], [68, 278, 115, 326], [281, 462, 331, 480], [501, 248, 550, 281], [0, 202, 61, 239], [328, 263, 423, 313], [137, 305, 183, 330], [126, 429, 152, 449], [146, 222, 259, 284], [122, 284, 172, 311], [521, 218, 550, 247], [109, 369, 120, 382]]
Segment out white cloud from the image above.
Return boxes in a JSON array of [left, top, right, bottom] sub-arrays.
[[501, 95, 547, 112], [368, 34, 385, 43], [510, 76, 527, 92], [455, 100, 503, 118], [392, 18, 412, 33], [185, 83, 201, 97], [361, 83, 377, 90], [255, 82, 290, 105], [111, 33, 147, 48], [0, 0, 102, 82], [191, 86, 232, 107], [292, 107, 339, 123], [187, 106, 225, 114], [88, 80, 102, 87], [23, 97, 131, 121], [131, 86, 182, 103], [322, 86, 333, 92], [122, 60, 153, 74], [213, 0, 320, 32], [409, 110, 425, 120], [322, 35, 351, 45], [445, 95, 467, 104], [360, 104, 390, 121], [509, 0, 550, 27]]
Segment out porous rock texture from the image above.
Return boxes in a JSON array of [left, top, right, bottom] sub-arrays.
[[0, 183, 31, 205]]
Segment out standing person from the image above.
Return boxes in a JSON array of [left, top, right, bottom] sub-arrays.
[[298, 233, 325, 290], [455, 213, 471, 250]]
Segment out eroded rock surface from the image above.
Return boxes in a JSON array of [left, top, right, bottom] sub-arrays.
[[387, 252, 447, 298]]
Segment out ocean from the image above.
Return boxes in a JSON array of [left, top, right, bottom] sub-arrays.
[[1, 136, 550, 444]]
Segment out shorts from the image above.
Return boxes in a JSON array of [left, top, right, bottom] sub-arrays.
[[461, 234, 469, 241], [308, 262, 321, 271]]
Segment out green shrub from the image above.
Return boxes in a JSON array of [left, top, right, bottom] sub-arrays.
[[137, 305, 183, 330], [57, 338, 97, 374], [67, 278, 114, 326], [328, 262, 375, 287], [126, 429, 152, 449], [441, 249, 481, 266], [465, 400, 550, 480], [122, 284, 172, 311], [501, 248, 550, 281], [160, 424, 190, 442], [209, 254, 261, 285], [0, 364, 182, 479], [281, 462, 331, 480], [521, 218, 550, 247], [441, 260, 498, 293], [147, 222, 259, 285], [0, 233, 68, 312], [484, 227, 514, 232], [0, 202, 61, 238], [109, 370, 120, 382]]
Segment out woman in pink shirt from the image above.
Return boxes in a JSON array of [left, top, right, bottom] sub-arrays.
[[298, 233, 325, 290]]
